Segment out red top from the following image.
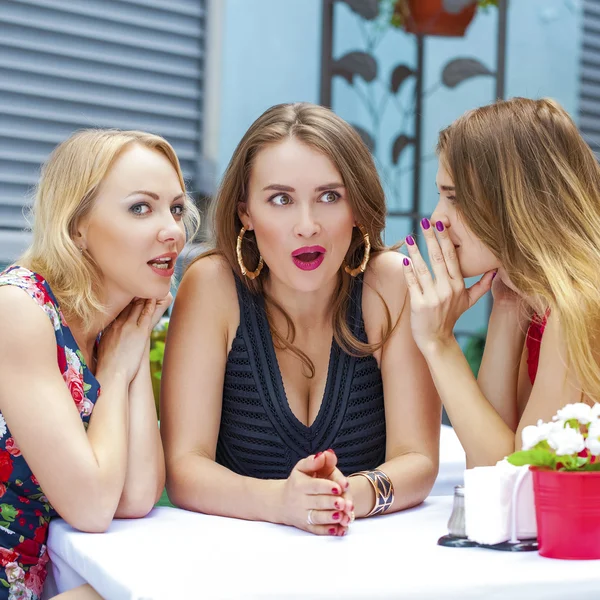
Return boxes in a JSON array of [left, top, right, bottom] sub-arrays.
[[525, 311, 549, 384]]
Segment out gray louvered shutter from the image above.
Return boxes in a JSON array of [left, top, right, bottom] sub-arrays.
[[581, 0, 600, 159], [0, 0, 206, 264]]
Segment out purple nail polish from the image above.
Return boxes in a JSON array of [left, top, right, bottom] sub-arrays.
[[406, 235, 415, 246], [403, 257, 410, 266], [492, 271, 497, 280], [421, 218, 430, 230], [435, 221, 444, 232]]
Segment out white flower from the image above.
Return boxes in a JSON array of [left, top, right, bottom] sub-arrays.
[[65, 347, 81, 371], [586, 421, 600, 456], [554, 403, 593, 425], [521, 420, 559, 450], [5, 562, 24, 584], [0, 414, 7, 439], [591, 403, 600, 420], [548, 426, 585, 456], [8, 581, 32, 600]]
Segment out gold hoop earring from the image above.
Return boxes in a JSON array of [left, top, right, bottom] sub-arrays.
[[343, 223, 371, 277], [236, 226, 264, 280]]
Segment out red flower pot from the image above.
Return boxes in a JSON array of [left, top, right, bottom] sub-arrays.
[[402, 0, 477, 37], [531, 467, 600, 559]]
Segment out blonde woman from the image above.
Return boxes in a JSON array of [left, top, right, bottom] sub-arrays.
[[402, 97, 600, 466], [161, 103, 441, 536], [0, 130, 198, 599]]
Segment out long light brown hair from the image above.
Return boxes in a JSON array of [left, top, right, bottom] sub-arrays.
[[438, 97, 600, 400], [21, 129, 200, 330], [192, 102, 393, 375]]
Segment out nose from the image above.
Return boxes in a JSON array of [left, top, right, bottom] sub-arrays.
[[431, 201, 450, 229], [157, 209, 186, 246], [293, 204, 320, 238]]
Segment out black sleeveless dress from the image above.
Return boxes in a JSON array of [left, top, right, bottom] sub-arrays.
[[215, 275, 386, 478]]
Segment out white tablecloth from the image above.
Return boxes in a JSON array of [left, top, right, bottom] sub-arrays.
[[47, 493, 600, 600]]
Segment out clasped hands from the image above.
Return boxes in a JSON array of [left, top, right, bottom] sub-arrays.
[[280, 449, 354, 536]]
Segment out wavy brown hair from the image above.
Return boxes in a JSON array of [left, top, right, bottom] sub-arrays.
[[191, 102, 394, 375], [438, 97, 600, 400]]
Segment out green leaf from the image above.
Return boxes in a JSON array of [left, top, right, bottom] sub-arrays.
[[0, 578, 9, 588], [507, 449, 556, 469], [0, 504, 18, 521]]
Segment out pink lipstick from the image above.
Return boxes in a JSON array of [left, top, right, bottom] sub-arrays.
[[291, 245, 326, 271]]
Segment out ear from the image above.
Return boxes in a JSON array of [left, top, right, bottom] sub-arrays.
[[72, 214, 91, 251], [237, 202, 253, 230]]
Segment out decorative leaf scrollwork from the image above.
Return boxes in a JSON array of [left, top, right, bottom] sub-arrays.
[[392, 134, 414, 164], [351, 124, 376, 152], [441, 58, 493, 88], [338, 0, 380, 20], [390, 64, 415, 94], [333, 52, 378, 84]]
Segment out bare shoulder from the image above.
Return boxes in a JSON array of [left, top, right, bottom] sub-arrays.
[[0, 285, 59, 378], [179, 255, 237, 307], [173, 254, 239, 342], [363, 250, 409, 319], [0, 284, 55, 340]]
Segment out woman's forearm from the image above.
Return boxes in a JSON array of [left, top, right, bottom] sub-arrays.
[[115, 344, 165, 518], [167, 453, 285, 523], [350, 452, 438, 518], [423, 339, 516, 467], [477, 304, 528, 430]]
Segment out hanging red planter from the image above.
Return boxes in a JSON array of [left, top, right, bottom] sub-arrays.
[[399, 0, 477, 37], [531, 467, 600, 560]]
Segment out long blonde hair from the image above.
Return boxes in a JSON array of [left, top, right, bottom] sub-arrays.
[[193, 102, 393, 375], [20, 129, 200, 329], [438, 97, 600, 399]]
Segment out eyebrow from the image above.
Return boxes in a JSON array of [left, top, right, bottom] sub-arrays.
[[262, 183, 345, 192], [126, 190, 186, 201]]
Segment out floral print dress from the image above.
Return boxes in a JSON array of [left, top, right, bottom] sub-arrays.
[[0, 266, 100, 600]]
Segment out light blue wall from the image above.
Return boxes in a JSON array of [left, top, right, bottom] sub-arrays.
[[216, 0, 582, 336], [217, 0, 322, 178]]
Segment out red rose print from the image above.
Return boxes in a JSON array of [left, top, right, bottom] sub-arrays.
[[0, 483, 7, 499], [5, 437, 21, 457], [14, 539, 40, 565], [63, 366, 85, 408], [0, 547, 18, 567], [18, 496, 29, 504], [57, 345, 67, 373], [25, 563, 46, 597], [33, 524, 48, 544], [0, 449, 13, 481], [30, 474, 38, 486], [18, 518, 25, 527]]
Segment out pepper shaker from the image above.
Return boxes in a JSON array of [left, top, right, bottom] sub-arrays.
[[447, 485, 466, 538]]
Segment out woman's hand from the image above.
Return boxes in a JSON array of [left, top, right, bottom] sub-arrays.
[[402, 219, 495, 354], [96, 299, 157, 383], [278, 452, 353, 536]]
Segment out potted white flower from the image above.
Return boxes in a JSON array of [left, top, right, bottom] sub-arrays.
[[508, 403, 600, 559]]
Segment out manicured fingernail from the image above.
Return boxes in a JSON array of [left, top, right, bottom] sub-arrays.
[[341, 529, 347, 536], [403, 257, 410, 266], [332, 487, 339, 495], [328, 527, 336, 535], [344, 480, 350, 489], [406, 235, 415, 246], [492, 271, 497, 280], [332, 512, 340, 520], [435, 221, 444, 232], [334, 501, 340, 509], [421, 218, 430, 230], [325, 448, 335, 455], [314, 452, 323, 459]]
